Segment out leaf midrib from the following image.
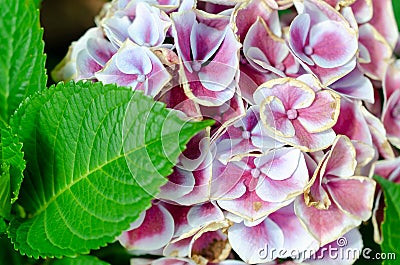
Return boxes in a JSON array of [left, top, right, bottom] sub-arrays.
[[28, 133, 178, 219]]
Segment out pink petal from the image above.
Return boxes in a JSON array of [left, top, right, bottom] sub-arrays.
[[198, 29, 241, 92], [76, 49, 103, 79], [162, 204, 193, 237], [218, 188, 292, 222], [374, 157, 400, 182], [321, 135, 356, 178], [294, 196, 361, 246], [289, 14, 313, 65], [333, 98, 372, 145], [254, 78, 315, 110], [86, 37, 116, 66], [95, 58, 139, 88], [255, 148, 301, 181], [370, 0, 399, 49], [260, 96, 296, 137], [236, 0, 281, 42], [102, 16, 131, 47], [171, 11, 196, 62], [287, 120, 337, 152], [157, 86, 202, 118], [358, 23, 392, 80], [116, 45, 152, 75], [309, 20, 357, 68], [158, 168, 195, 201], [352, 140, 375, 170], [256, 149, 309, 202], [382, 90, 400, 148], [200, 92, 246, 138], [383, 60, 400, 102], [269, 204, 318, 258], [163, 237, 191, 257], [305, 229, 363, 265], [350, 0, 373, 24], [228, 219, 284, 263], [297, 90, 340, 133], [327, 177, 376, 220], [329, 67, 374, 103], [190, 21, 226, 62], [191, 230, 230, 262], [211, 159, 247, 200], [128, 3, 161, 46], [183, 71, 236, 106], [362, 106, 394, 159], [244, 17, 289, 74], [146, 49, 171, 96], [172, 155, 212, 205], [302, 57, 357, 86], [119, 204, 174, 251], [187, 202, 225, 228]]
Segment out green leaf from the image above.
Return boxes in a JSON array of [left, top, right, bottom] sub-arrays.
[[0, 219, 5, 234], [0, 0, 46, 128], [373, 176, 400, 265], [50, 256, 110, 265], [393, 0, 400, 30], [0, 127, 26, 218], [8, 81, 212, 258]]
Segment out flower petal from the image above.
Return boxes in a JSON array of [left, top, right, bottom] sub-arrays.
[[228, 219, 284, 263], [297, 90, 340, 133], [358, 23, 392, 80], [269, 204, 318, 259], [260, 96, 295, 137], [327, 176, 376, 220], [309, 20, 357, 68], [294, 196, 361, 246], [256, 149, 309, 202], [116, 44, 152, 75], [187, 202, 225, 228], [288, 14, 313, 65], [119, 204, 174, 251]]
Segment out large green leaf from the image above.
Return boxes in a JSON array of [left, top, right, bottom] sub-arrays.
[[0, 127, 26, 218], [0, 0, 46, 127], [374, 176, 400, 265], [50, 256, 110, 265], [8, 81, 212, 258]]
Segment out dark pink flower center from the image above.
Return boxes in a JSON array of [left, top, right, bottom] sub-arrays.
[[137, 74, 146, 83], [242, 130, 251, 140], [192, 61, 202, 72], [304, 45, 313, 56], [286, 109, 298, 120]]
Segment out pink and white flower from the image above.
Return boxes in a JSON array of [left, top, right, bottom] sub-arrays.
[[95, 40, 171, 97], [254, 76, 340, 152], [212, 148, 309, 221], [295, 135, 376, 246], [101, 1, 171, 48], [288, 0, 358, 85], [171, 9, 241, 106]]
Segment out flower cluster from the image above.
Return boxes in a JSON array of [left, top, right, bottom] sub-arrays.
[[53, 0, 400, 264]]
